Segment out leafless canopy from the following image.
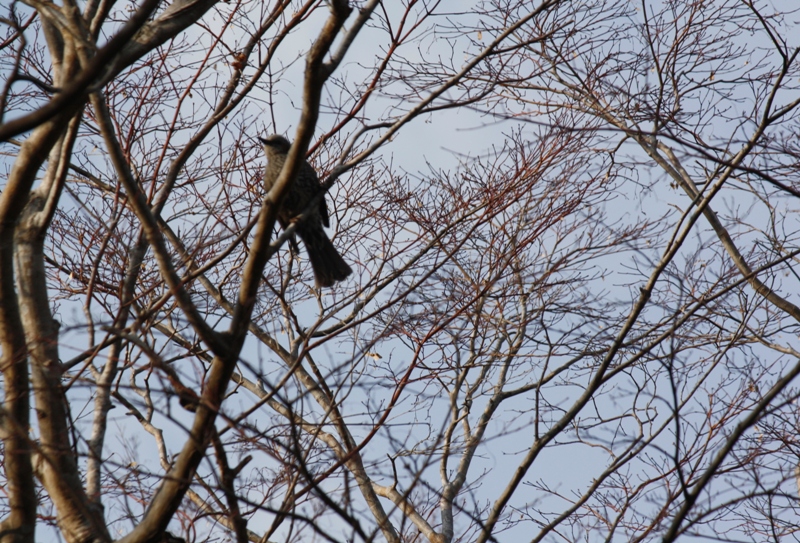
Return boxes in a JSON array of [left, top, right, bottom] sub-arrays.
[[2, 1, 800, 542]]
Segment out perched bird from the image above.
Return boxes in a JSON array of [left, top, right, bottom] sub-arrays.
[[259, 134, 352, 287]]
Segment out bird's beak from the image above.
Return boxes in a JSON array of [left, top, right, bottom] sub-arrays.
[[258, 137, 269, 145]]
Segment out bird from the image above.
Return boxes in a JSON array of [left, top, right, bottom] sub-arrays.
[[259, 134, 352, 287]]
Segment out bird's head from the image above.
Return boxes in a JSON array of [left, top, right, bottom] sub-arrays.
[[259, 134, 291, 156]]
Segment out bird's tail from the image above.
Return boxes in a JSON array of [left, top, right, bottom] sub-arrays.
[[298, 225, 352, 288]]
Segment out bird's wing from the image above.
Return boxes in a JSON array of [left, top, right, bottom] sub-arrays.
[[319, 193, 330, 228]]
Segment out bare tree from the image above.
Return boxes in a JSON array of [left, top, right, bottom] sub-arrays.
[[1, 1, 800, 543]]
